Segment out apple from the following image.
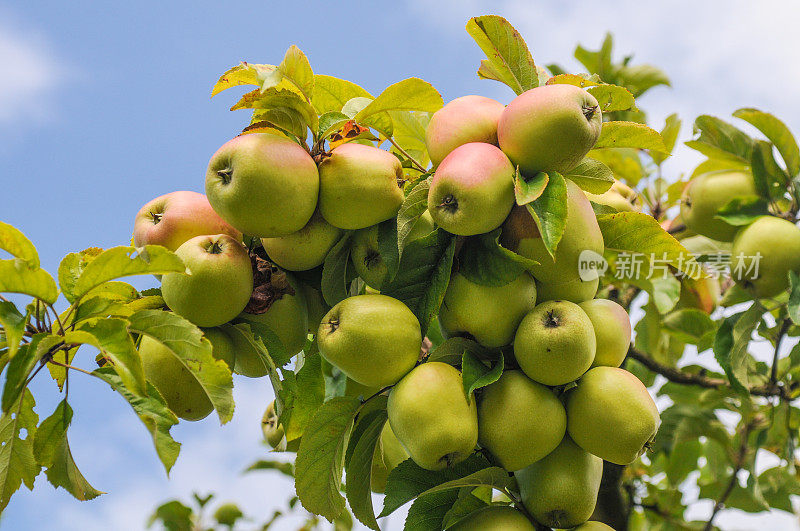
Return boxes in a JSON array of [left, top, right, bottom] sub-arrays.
[[449, 506, 536, 530], [498, 84, 602, 175], [428, 142, 515, 236], [514, 300, 596, 386], [515, 436, 603, 528], [731, 215, 800, 298], [477, 370, 566, 471], [261, 210, 343, 271], [425, 95, 505, 167], [439, 272, 537, 348], [585, 180, 641, 212], [578, 299, 631, 368], [318, 143, 404, 230], [139, 335, 213, 421], [680, 170, 758, 242], [573, 522, 615, 530], [133, 190, 241, 251], [202, 326, 236, 369], [501, 179, 604, 303], [205, 133, 319, 237], [161, 234, 253, 327], [317, 294, 421, 387], [566, 367, 660, 465], [388, 362, 478, 470], [370, 422, 409, 493], [261, 400, 300, 451]]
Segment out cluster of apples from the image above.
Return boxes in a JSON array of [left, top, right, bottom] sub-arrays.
[[132, 83, 661, 529], [679, 170, 800, 297]]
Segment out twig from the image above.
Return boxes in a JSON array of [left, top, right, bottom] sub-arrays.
[[703, 419, 755, 530], [48, 304, 66, 336], [385, 136, 427, 173], [770, 318, 791, 384], [48, 359, 93, 377]]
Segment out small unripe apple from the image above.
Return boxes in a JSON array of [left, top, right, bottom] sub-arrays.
[[514, 300, 596, 386], [318, 143, 404, 230], [425, 95, 505, 167], [573, 522, 615, 530], [478, 370, 566, 471], [428, 142, 515, 236], [502, 179, 604, 303], [680, 170, 758, 242], [448, 505, 536, 530], [370, 422, 409, 493], [585, 180, 641, 212], [566, 367, 660, 465], [261, 400, 300, 451], [133, 191, 241, 251], [578, 299, 631, 368], [439, 272, 537, 348], [139, 335, 213, 421], [388, 362, 478, 470], [731, 215, 800, 298], [161, 234, 254, 328], [498, 84, 602, 175], [676, 275, 720, 314], [261, 210, 343, 271], [205, 133, 319, 237], [318, 295, 421, 387]]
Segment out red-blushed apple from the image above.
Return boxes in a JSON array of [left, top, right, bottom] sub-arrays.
[[425, 95, 505, 167]]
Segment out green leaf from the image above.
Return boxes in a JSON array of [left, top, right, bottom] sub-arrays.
[[685, 115, 754, 164], [441, 490, 490, 529], [312, 74, 372, 115], [295, 397, 361, 521], [514, 170, 548, 205], [462, 351, 503, 397], [616, 63, 671, 97], [33, 400, 102, 500], [345, 409, 387, 530], [396, 178, 432, 254], [404, 490, 459, 531], [597, 212, 701, 279], [0, 259, 58, 304], [92, 367, 181, 473], [321, 232, 354, 307], [525, 172, 568, 259], [593, 121, 668, 153], [714, 197, 770, 226], [465, 15, 537, 94], [788, 271, 800, 325], [0, 301, 27, 360], [0, 389, 39, 512], [232, 87, 318, 133], [249, 107, 308, 139], [388, 110, 432, 168], [211, 62, 276, 97], [751, 140, 789, 200], [457, 229, 538, 288], [564, 159, 615, 194], [0, 221, 39, 267], [129, 310, 234, 424], [734, 108, 800, 176], [380, 453, 493, 517], [382, 230, 457, 337], [2, 335, 49, 412], [546, 73, 604, 88], [662, 309, 717, 345], [273, 45, 314, 102], [712, 303, 764, 393], [74, 318, 146, 397], [69, 245, 184, 304], [242, 319, 291, 367], [280, 344, 325, 441], [653, 113, 681, 166], [354, 78, 443, 127], [148, 500, 194, 531], [587, 84, 636, 112], [318, 111, 351, 140], [377, 217, 400, 283], [623, 275, 681, 315], [244, 459, 294, 477]]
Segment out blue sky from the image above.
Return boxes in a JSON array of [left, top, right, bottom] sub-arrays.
[[2, 1, 800, 529]]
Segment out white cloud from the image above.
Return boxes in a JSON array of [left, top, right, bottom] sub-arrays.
[[0, 12, 66, 125]]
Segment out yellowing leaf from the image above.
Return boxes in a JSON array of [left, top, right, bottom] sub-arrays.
[[466, 15, 538, 94], [0, 259, 58, 304], [354, 78, 442, 125], [312, 74, 372, 115], [0, 221, 39, 268], [593, 121, 668, 153]]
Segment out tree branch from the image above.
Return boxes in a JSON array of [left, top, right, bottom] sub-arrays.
[[703, 418, 755, 530], [627, 346, 793, 400], [385, 136, 427, 173], [770, 318, 791, 384]]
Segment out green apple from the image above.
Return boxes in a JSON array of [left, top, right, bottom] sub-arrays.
[[478, 370, 566, 471], [236, 272, 309, 376], [261, 210, 343, 271], [201, 326, 236, 369], [261, 400, 300, 451], [318, 294, 421, 387], [677, 275, 720, 314], [515, 436, 603, 528], [439, 272, 537, 348], [573, 522, 615, 530], [449, 506, 536, 530], [161, 234, 253, 327], [578, 299, 631, 368], [680, 170, 758, 242], [425, 95, 505, 167], [498, 84, 602, 175], [318, 143, 404, 230], [731, 215, 800, 298], [585, 180, 641, 212], [205, 133, 319, 237], [566, 367, 660, 465], [133, 190, 241, 251], [350, 211, 436, 290], [139, 335, 213, 421], [428, 142, 515, 236], [502, 179, 604, 303], [514, 300, 596, 386], [300, 283, 330, 334], [370, 422, 409, 493], [388, 362, 478, 470]]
